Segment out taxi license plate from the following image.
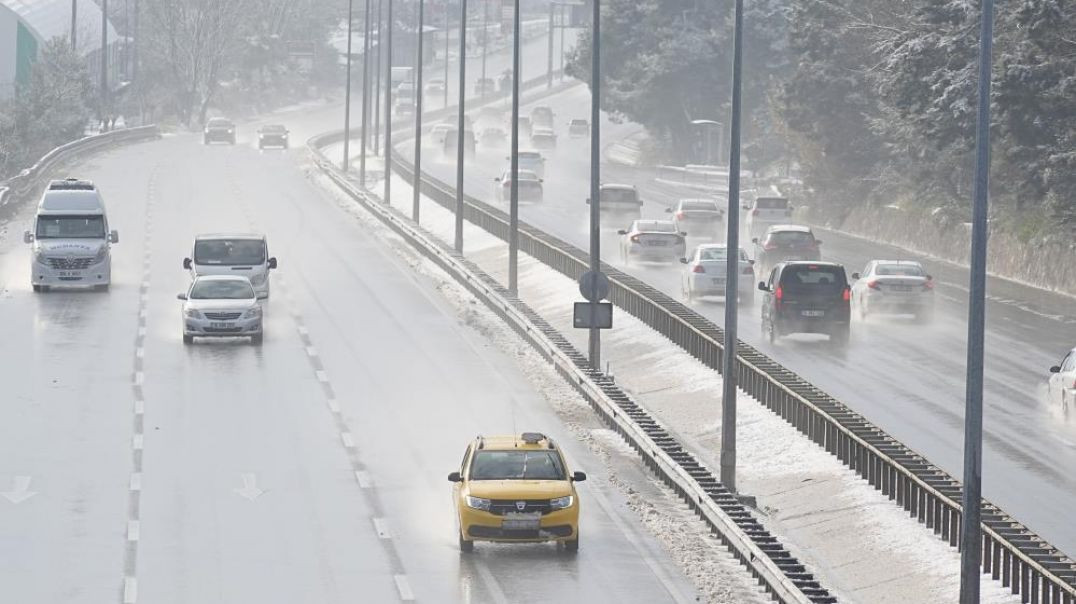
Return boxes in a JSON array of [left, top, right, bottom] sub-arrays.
[[801, 310, 824, 317], [210, 322, 234, 329], [502, 513, 541, 531]]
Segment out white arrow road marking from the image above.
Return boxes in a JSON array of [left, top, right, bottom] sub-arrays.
[[1, 476, 37, 504], [234, 473, 265, 501]]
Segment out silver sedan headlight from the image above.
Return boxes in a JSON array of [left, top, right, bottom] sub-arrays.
[[465, 495, 491, 511], [184, 308, 202, 319], [549, 495, 574, 510], [242, 307, 261, 319]]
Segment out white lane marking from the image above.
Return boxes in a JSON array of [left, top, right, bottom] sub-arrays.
[[393, 574, 415, 601], [137, 326, 146, 338], [305, 346, 318, 358], [134, 372, 144, 385], [136, 347, 144, 359], [1, 476, 37, 504], [373, 517, 392, 539], [129, 473, 142, 492], [132, 435, 144, 451], [297, 325, 309, 337], [134, 399, 144, 415], [474, 562, 510, 604], [123, 577, 138, 603], [341, 433, 355, 448], [315, 370, 329, 383], [355, 471, 372, 488], [127, 520, 140, 542], [326, 398, 340, 413]]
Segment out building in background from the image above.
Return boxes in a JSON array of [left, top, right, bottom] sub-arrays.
[[0, 0, 126, 99]]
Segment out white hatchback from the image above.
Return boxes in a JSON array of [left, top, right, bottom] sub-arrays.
[[1048, 348, 1076, 412]]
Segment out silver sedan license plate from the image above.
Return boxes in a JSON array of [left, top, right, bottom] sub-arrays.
[[502, 513, 541, 531], [209, 322, 234, 329]]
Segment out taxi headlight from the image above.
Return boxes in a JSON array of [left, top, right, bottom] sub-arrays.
[[549, 495, 574, 510], [184, 308, 202, 319], [242, 307, 261, 319], [465, 496, 491, 511]]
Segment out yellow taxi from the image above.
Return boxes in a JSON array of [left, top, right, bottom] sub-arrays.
[[447, 432, 586, 552]]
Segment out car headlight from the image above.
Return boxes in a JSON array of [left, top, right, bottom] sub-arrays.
[[249, 272, 267, 284], [94, 246, 109, 263], [242, 307, 261, 319], [34, 249, 47, 263], [184, 308, 202, 319], [549, 495, 574, 510], [465, 496, 491, 511]]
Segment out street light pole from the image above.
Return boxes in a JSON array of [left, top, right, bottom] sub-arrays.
[[546, 3, 554, 88], [360, 0, 373, 185], [443, 2, 450, 107], [373, 0, 382, 155], [453, 0, 468, 251], [100, 0, 108, 126], [720, 0, 744, 495], [959, 0, 995, 601], [71, 0, 77, 51], [383, 0, 394, 205], [559, 4, 565, 78], [412, 0, 426, 222], [343, 0, 355, 172], [587, 0, 601, 368], [507, 0, 520, 294], [480, 0, 488, 101]]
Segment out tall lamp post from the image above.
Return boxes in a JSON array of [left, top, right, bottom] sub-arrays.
[[360, 0, 373, 185], [507, 0, 520, 294], [587, 0, 601, 368], [71, 0, 77, 50], [719, 0, 744, 494], [343, 0, 355, 171], [453, 0, 468, 251], [959, 0, 995, 601], [443, 2, 450, 107], [100, 0, 108, 127], [383, 0, 394, 205], [373, 0, 382, 154], [412, 0, 426, 222]]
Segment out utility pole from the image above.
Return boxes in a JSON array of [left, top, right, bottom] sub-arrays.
[[546, 2, 554, 88], [443, 2, 450, 107], [959, 0, 995, 601], [100, 0, 108, 126], [587, 0, 601, 368], [559, 4, 565, 78], [719, 0, 744, 495], [373, 0, 382, 155], [480, 0, 488, 101], [453, 0, 469, 251], [360, 0, 373, 185], [413, 0, 426, 222], [383, 0, 394, 204], [507, 0, 520, 294], [70, 0, 77, 51], [343, 0, 355, 171]]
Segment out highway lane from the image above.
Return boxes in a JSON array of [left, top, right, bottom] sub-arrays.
[[0, 120, 702, 602], [404, 83, 1076, 557]]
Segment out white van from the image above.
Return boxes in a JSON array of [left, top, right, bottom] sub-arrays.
[[24, 178, 119, 292], [183, 234, 276, 298]]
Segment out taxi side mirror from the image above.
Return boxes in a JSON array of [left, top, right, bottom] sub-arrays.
[[447, 471, 462, 482], [572, 471, 587, 482]]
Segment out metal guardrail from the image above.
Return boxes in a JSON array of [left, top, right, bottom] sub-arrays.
[[0, 126, 161, 209], [339, 130, 1076, 603], [307, 143, 835, 603]]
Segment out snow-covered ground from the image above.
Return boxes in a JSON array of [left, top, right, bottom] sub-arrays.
[[304, 156, 1024, 603]]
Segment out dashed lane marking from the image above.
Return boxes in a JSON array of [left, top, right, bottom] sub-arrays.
[[374, 517, 392, 539], [394, 575, 415, 601]]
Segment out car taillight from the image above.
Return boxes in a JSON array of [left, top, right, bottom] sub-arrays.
[[752, 209, 760, 216], [923, 279, 935, 290], [867, 280, 880, 290], [676, 211, 685, 220], [742, 265, 753, 275], [842, 287, 851, 302], [774, 286, 783, 301], [692, 264, 705, 274]]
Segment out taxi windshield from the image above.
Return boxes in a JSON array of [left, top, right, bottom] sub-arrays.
[[469, 450, 566, 480]]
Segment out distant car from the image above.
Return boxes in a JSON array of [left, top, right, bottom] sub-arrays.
[[745, 196, 793, 238], [759, 261, 851, 346], [618, 219, 685, 264], [203, 118, 236, 144], [508, 115, 533, 137], [752, 225, 821, 275], [850, 260, 935, 322], [680, 244, 755, 305], [448, 432, 585, 553], [475, 77, 497, 96], [396, 81, 416, 103], [512, 150, 545, 178], [568, 119, 589, 138], [1048, 348, 1076, 411], [256, 124, 289, 149], [431, 123, 454, 145], [394, 99, 416, 116], [530, 127, 557, 149], [666, 198, 724, 238], [497, 72, 512, 94], [494, 169, 544, 202], [425, 77, 446, 96], [530, 105, 555, 128], [178, 275, 263, 345], [594, 183, 643, 228], [479, 126, 507, 147], [443, 127, 476, 158]]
